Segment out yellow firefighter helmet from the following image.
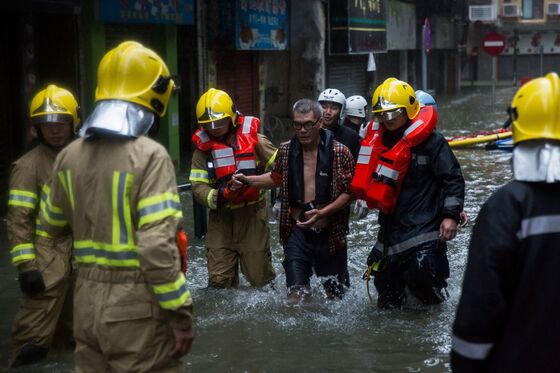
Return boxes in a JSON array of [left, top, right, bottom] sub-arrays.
[[29, 84, 79, 132], [96, 41, 174, 117]]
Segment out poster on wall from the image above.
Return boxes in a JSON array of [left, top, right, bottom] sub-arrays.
[[236, 0, 289, 51], [99, 0, 194, 25], [330, 0, 387, 54]]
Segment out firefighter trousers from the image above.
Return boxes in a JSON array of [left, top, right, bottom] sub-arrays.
[[73, 266, 184, 373], [205, 201, 276, 288]]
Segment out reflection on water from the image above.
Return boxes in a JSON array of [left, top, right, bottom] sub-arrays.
[[0, 86, 517, 372]]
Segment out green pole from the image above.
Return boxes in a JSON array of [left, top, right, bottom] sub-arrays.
[[160, 24, 180, 167], [81, 0, 105, 116]]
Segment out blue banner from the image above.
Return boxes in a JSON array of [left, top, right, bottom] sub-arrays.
[[236, 0, 289, 51], [99, 0, 194, 25]]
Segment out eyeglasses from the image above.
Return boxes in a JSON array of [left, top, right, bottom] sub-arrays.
[[373, 108, 404, 122], [292, 117, 321, 130]]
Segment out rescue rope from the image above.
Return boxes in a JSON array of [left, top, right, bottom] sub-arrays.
[[363, 265, 375, 305]]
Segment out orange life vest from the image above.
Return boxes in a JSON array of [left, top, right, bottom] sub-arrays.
[[351, 106, 438, 214], [192, 115, 260, 204]]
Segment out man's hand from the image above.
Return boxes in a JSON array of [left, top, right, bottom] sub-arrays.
[[458, 211, 468, 228], [168, 328, 195, 359], [439, 218, 458, 241], [296, 209, 321, 229], [353, 199, 369, 220], [231, 173, 250, 188], [220, 179, 247, 201]]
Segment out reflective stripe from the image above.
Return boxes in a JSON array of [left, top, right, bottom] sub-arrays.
[[8, 189, 38, 209], [517, 214, 560, 240], [376, 164, 399, 181], [35, 218, 51, 238], [152, 274, 192, 309], [404, 119, 424, 138], [74, 240, 139, 267], [137, 192, 183, 228], [196, 130, 210, 143], [357, 155, 371, 165], [264, 150, 277, 172], [207, 189, 218, 209], [189, 168, 209, 183], [375, 231, 440, 256], [40, 186, 68, 227], [10, 243, 35, 264], [242, 116, 252, 134], [359, 146, 373, 156], [57, 170, 75, 210], [112, 172, 135, 245], [211, 148, 234, 159], [214, 156, 236, 168], [444, 196, 463, 208], [372, 121, 380, 130], [416, 155, 429, 165], [452, 335, 494, 360], [236, 160, 256, 170]]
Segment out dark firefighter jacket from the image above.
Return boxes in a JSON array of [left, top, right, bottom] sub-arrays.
[[330, 124, 360, 162], [372, 131, 465, 261], [451, 180, 560, 373]]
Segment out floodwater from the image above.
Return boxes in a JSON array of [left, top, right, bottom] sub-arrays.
[[0, 86, 518, 372]]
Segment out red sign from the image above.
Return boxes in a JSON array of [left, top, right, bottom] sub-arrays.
[[482, 32, 507, 56]]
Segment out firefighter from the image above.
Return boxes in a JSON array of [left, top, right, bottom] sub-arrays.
[[7, 85, 77, 367], [189, 88, 276, 288], [451, 72, 560, 372], [41, 41, 194, 372], [355, 78, 465, 309]]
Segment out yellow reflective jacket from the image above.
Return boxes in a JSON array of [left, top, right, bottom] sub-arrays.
[[42, 136, 192, 329], [189, 133, 277, 210], [7, 143, 72, 282]]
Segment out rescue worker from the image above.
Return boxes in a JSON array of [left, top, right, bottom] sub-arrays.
[[451, 72, 560, 372], [343, 95, 369, 138], [189, 88, 276, 288], [355, 78, 464, 309], [7, 85, 77, 367], [318, 88, 360, 161], [41, 41, 194, 372], [233, 99, 354, 302]]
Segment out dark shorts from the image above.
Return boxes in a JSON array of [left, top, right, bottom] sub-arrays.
[[283, 226, 350, 297], [373, 240, 449, 309]]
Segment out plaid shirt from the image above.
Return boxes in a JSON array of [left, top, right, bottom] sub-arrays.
[[271, 139, 354, 254]]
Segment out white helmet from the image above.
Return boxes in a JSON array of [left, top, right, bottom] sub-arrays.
[[318, 88, 346, 109], [344, 95, 367, 118]]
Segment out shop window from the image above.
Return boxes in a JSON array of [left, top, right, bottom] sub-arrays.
[[522, 0, 544, 19]]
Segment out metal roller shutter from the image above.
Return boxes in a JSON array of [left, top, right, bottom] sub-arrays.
[[326, 55, 369, 97], [216, 51, 255, 115]]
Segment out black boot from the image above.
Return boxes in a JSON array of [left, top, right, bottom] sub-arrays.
[[11, 344, 48, 368]]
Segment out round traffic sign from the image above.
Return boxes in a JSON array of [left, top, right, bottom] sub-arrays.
[[482, 32, 507, 56]]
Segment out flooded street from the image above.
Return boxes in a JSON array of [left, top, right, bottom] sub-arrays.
[[0, 86, 517, 372]]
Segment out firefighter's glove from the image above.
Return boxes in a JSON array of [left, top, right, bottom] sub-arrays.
[[19, 270, 46, 295], [218, 180, 246, 202], [353, 199, 369, 220], [366, 248, 384, 267]]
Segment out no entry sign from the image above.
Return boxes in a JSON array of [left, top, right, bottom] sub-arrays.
[[482, 32, 507, 56]]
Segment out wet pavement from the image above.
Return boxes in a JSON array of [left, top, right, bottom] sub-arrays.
[[0, 85, 518, 372]]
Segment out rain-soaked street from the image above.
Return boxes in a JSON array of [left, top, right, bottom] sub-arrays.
[[0, 85, 517, 372]]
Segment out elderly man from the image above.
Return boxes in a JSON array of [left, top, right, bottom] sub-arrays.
[[234, 99, 354, 302]]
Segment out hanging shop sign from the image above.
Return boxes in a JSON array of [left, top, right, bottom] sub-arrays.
[[236, 0, 289, 50], [502, 31, 560, 55], [329, 0, 387, 55], [99, 0, 194, 25]]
